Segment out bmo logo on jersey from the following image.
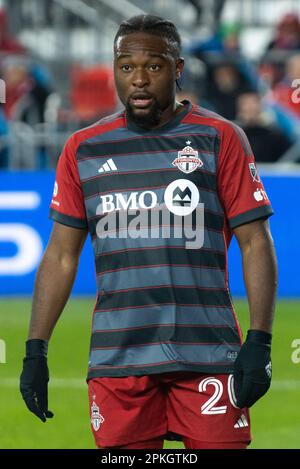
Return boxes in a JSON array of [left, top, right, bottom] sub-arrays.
[[97, 179, 200, 217], [96, 179, 204, 249], [98, 190, 158, 215], [164, 179, 199, 216]]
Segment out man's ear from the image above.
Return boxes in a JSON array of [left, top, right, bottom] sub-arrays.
[[176, 58, 185, 80]]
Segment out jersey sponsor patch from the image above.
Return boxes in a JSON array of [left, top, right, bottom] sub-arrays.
[[164, 179, 200, 216], [172, 141, 203, 174], [53, 181, 58, 197], [51, 181, 60, 206], [253, 188, 268, 202]]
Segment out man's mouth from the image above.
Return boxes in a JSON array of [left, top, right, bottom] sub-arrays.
[[130, 94, 153, 109]]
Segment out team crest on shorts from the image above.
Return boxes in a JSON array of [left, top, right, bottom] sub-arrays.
[[91, 400, 105, 431], [172, 141, 203, 174]]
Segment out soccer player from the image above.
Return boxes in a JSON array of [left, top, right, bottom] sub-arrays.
[[20, 15, 277, 449]]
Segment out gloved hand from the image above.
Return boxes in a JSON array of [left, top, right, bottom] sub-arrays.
[[233, 329, 272, 408], [20, 339, 54, 422]]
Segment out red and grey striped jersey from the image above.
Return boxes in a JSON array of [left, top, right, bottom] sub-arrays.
[[49, 100, 273, 378]]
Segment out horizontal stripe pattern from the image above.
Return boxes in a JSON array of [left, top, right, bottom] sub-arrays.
[[93, 227, 225, 254], [97, 266, 226, 292], [95, 246, 226, 275], [78, 149, 217, 181], [77, 134, 216, 160], [92, 305, 237, 332], [87, 362, 237, 377], [84, 187, 224, 222], [83, 122, 218, 145], [82, 168, 217, 198], [95, 285, 231, 311], [90, 325, 239, 348], [89, 342, 240, 369], [89, 209, 223, 240], [74, 105, 246, 378]]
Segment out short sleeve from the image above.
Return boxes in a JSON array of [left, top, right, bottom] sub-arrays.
[[217, 122, 274, 229], [49, 135, 88, 229]]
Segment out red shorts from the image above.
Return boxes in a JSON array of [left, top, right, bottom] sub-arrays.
[[88, 371, 251, 448]]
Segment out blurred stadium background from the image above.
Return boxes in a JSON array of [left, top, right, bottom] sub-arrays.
[[0, 0, 300, 449]]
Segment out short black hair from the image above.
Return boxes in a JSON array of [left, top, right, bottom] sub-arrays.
[[114, 14, 182, 59]]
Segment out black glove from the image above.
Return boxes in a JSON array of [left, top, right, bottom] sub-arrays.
[[20, 339, 54, 422], [233, 329, 272, 409]]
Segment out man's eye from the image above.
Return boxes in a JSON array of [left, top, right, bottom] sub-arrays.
[[149, 64, 161, 71], [121, 65, 132, 72]]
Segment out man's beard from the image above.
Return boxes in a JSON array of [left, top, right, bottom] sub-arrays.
[[125, 97, 163, 129]]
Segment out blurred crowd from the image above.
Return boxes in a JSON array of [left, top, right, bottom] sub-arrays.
[[183, 12, 300, 164], [0, 6, 117, 169], [1, 6, 300, 169]]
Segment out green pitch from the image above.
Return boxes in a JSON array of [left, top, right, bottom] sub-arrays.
[[0, 299, 299, 449]]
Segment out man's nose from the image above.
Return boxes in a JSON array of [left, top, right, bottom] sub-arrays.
[[132, 69, 149, 87]]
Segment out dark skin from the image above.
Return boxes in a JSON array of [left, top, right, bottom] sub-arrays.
[[28, 33, 277, 340], [29, 32, 187, 339], [27, 35, 277, 443], [114, 32, 185, 128], [233, 219, 277, 333], [28, 223, 87, 339], [28, 219, 277, 339]]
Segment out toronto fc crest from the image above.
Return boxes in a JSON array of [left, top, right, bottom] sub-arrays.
[[172, 141, 203, 174], [91, 400, 105, 431]]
